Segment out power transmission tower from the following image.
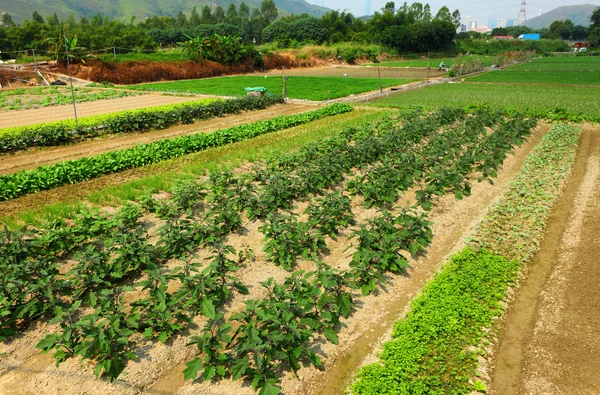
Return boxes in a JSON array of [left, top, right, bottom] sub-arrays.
[[515, 0, 527, 25], [212, 0, 216, 13]]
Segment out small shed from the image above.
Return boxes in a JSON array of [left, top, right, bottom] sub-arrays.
[[244, 87, 267, 97]]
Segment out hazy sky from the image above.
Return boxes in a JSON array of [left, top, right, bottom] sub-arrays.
[[310, 0, 600, 25]]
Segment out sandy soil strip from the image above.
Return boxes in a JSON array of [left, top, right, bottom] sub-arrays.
[[0, 94, 209, 129], [0, 103, 314, 174], [254, 65, 444, 80], [489, 125, 600, 394]]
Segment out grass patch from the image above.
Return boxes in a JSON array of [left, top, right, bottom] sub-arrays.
[[126, 76, 416, 101], [369, 83, 600, 118], [2, 108, 386, 227], [351, 248, 518, 395], [467, 57, 600, 85], [350, 123, 582, 394]]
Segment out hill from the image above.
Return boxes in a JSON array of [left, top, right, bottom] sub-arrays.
[[0, 0, 330, 24], [525, 4, 599, 29]]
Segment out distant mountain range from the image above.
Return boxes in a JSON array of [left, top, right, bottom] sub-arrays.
[[525, 4, 598, 29], [0, 0, 330, 24]]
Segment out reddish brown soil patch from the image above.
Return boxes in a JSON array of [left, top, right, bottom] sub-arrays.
[[61, 54, 319, 85], [1, 94, 206, 129], [489, 125, 600, 395], [0, 103, 313, 174]]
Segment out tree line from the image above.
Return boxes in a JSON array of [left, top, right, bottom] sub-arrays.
[[0, 1, 458, 58]]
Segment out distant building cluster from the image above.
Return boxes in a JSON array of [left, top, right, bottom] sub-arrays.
[[459, 16, 518, 34]]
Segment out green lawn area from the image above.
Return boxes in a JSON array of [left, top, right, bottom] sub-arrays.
[[368, 82, 600, 117], [467, 56, 600, 85], [371, 55, 493, 68], [126, 76, 417, 101]]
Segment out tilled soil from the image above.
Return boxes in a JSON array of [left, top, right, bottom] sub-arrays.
[[0, 123, 547, 395], [489, 125, 600, 395], [1, 94, 207, 129], [0, 103, 314, 174]]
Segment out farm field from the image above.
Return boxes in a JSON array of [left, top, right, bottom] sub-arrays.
[[0, 106, 542, 395], [258, 66, 443, 79], [0, 103, 314, 174], [370, 55, 493, 68], [467, 56, 600, 85], [126, 76, 418, 101], [368, 83, 600, 118], [1, 53, 600, 395], [1, 93, 206, 128], [0, 86, 142, 112]]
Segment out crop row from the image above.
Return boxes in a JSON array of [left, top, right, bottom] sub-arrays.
[[1, 108, 537, 394], [0, 103, 352, 201], [0, 86, 137, 112], [0, 95, 285, 153], [350, 123, 582, 394]]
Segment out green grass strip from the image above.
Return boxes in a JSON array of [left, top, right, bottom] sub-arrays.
[[471, 123, 582, 262], [126, 76, 416, 101], [0, 96, 285, 153], [0, 103, 353, 202], [350, 123, 582, 394]]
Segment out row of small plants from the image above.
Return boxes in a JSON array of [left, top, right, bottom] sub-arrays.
[[0, 103, 352, 201], [1, 108, 537, 395], [0, 95, 285, 153], [350, 123, 582, 394], [0, 86, 136, 112]]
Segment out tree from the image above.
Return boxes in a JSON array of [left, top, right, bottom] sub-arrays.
[[226, 4, 239, 26], [491, 27, 507, 36], [239, 2, 250, 22], [214, 6, 226, 23], [176, 11, 187, 27], [1, 12, 15, 27], [260, 0, 278, 25], [591, 6, 600, 27], [434, 6, 452, 24], [384, 2, 395, 14], [32, 11, 45, 24], [190, 7, 201, 27], [423, 4, 432, 22], [201, 6, 213, 24], [588, 7, 600, 47], [451, 9, 461, 29]]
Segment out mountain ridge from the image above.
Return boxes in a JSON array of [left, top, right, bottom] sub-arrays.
[[525, 4, 599, 29], [0, 0, 330, 24]]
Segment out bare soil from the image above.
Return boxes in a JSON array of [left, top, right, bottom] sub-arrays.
[[489, 125, 600, 395], [0, 123, 547, 395], [0, 103, 314, 174], [1, 94, 207, 129]]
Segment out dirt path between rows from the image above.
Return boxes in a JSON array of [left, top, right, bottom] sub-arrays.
[[489, 125, 600, 395], [0, 103, 314, 174], [1, 94, 208, 129]]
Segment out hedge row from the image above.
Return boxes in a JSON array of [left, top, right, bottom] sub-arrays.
[[0, 95, 285, 153], [0, 103, 353, 201], [350, 123, 583, 394]]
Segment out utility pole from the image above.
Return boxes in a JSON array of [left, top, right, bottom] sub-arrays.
[[64, 32, 79, 128], [377, 65, 382, 93], [282, 66, 287, 97], [113, 46, 117, 60], [426, 52, 430, 83], [32, 49, 38, 72]]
